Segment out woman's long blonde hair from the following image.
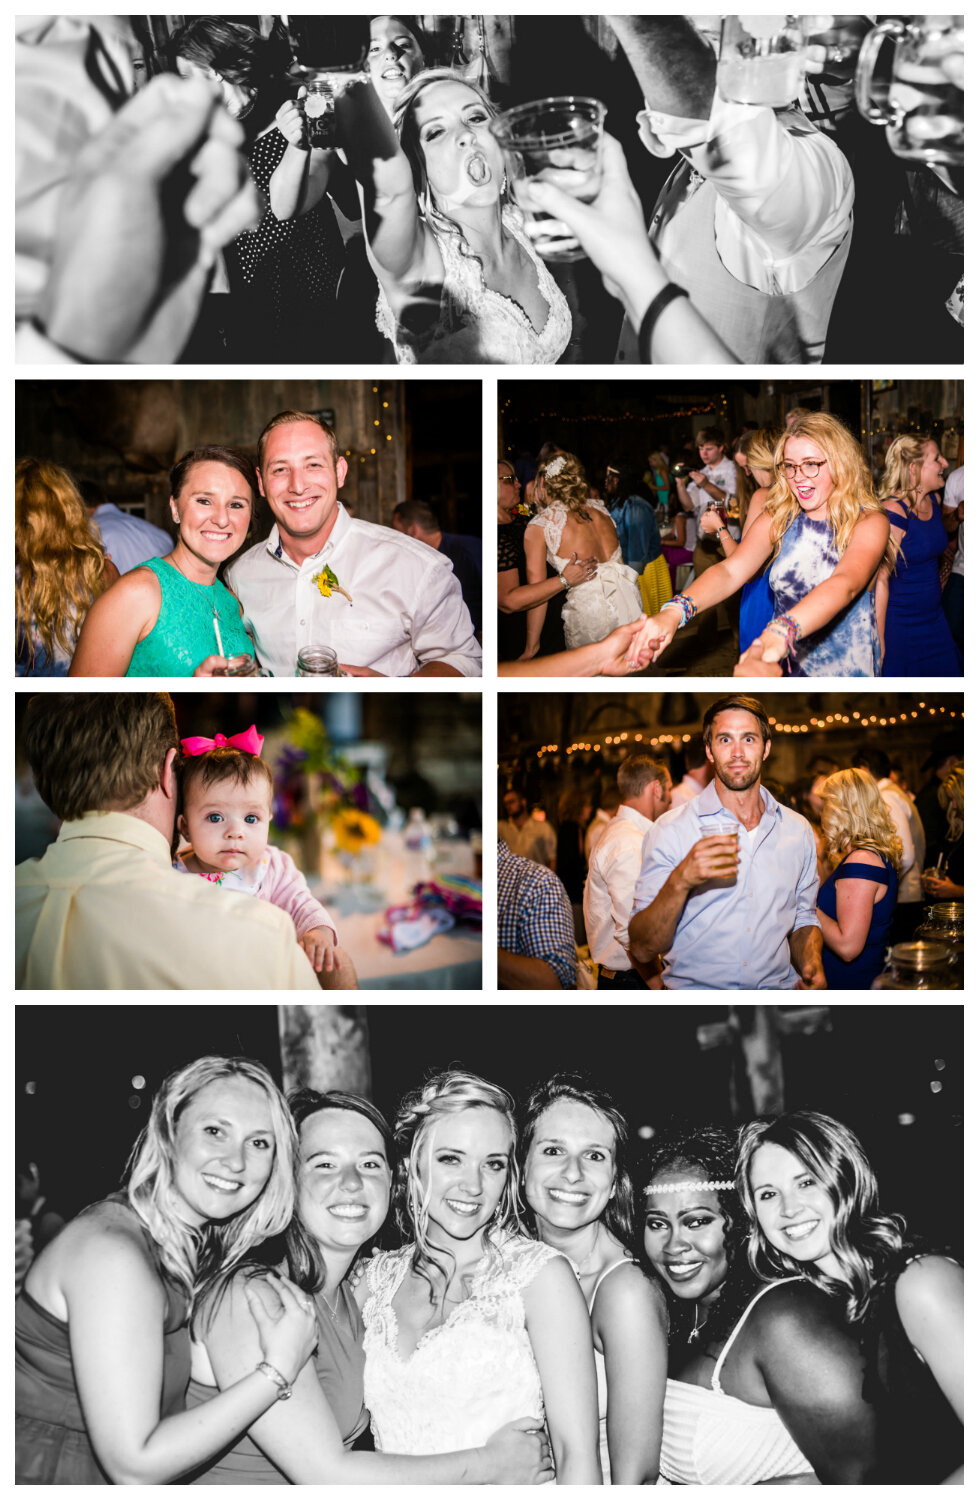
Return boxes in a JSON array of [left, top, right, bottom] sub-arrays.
[[765, 413, 894, 568], [819, 767, 903, 870], [535, 452, 591, 521], [16, 458, 111, 668], [126, 1056, 296, 1312], [879, 434, 931, 508]]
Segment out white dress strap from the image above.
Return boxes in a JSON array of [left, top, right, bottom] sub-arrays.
[[588, 1257, 637, 1315], [711, 1277, 805, 1391]]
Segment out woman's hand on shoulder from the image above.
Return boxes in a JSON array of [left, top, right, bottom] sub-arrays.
[[893, 1255, 963, 1420], [242, 1273, 318, 1386]]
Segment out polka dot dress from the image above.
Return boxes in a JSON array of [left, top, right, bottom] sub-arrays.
[[227, 129, 346, 360]]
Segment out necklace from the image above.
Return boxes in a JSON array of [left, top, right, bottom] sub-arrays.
[[165, 552, 219, 614], [320, 1283, 343, 1321], [688, 1306, 703, 1344]]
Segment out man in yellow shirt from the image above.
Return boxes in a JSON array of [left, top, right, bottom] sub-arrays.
[[16, 693, 352, 991]]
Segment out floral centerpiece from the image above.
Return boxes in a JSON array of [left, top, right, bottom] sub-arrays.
[[272, 707, 382, 881]]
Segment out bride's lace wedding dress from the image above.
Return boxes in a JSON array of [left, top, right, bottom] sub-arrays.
[[528, 499, 643, 649], [362, 1234, 559, 1467]]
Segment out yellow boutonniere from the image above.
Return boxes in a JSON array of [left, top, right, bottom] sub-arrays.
[[515, 503, 530, 516], [313, 564, 353, 604]]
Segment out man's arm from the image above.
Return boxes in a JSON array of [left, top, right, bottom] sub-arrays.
[[410, 557, 481, 677], [789, 925, 826, 990], [497, 948, 562, 989], [609, 17, 716, 120], [629, 835, 737, 962]]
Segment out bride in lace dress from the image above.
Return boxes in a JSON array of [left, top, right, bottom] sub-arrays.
[[525, 454, 643, 654], [358, 1071, 601, 1481], [338, 72, 571, 364]]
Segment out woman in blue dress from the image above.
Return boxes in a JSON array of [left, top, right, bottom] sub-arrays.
[[815, 768, 900, 989], [877, 435, 962, 677], [701, 428, 778, 654], [633, 413, 892, 677]]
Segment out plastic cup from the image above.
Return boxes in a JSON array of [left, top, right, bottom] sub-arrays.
[[716, 16, 808, 108], [490, 96, 606, 263]]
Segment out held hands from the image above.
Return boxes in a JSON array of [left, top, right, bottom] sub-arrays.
[[244, 1273, 318, 1385], [626, 610, 679, 667], [734, 641, 784, 678], [598, 620, 655, 675], [300, 926, 337, 974], [750, 625, 791, 666], [484, 1419, 555, 1485]]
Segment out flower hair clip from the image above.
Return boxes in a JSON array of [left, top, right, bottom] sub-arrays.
[[645, 1178, 735, 1195], [544, 455, 567, 478]]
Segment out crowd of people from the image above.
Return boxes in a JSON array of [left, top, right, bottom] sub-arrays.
[[16, 412, 480, 679], [498, 414, 964, 678], [16, 16, 963, 366], [15, 1057, 962, 1483], [498, 696, 964, 991]]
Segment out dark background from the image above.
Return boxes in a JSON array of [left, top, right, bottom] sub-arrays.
[[17, 1004, 962, 1254]]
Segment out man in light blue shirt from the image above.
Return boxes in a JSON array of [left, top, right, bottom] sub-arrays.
[[82, 481, 172, 574], [630, 695, 825, 990]]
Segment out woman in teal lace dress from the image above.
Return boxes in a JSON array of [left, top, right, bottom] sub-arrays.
[[69, 447, 257, 677]]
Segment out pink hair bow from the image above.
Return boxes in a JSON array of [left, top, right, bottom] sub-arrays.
[[180, 725, 265, 757]]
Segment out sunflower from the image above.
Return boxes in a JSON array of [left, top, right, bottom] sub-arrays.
[[332, 807, 383, 853]]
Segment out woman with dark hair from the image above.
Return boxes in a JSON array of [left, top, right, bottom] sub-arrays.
[[739, 1110, 963, 1484], [605, 461, 672, 617], [337, 71, 571, 363], [188, 1087, 546, 1483], [365, 16, 427, 118], [15, 1057, 316, 1484], [169, 18, 354, 363], [69, 447, 257, 677], [642, 1123, 876, 1484], [521, 1075, 666, 1484], [556, 787, 593, 943], [361, 1069, 600, 1481]]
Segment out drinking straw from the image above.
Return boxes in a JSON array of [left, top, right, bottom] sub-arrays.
[[213, 615, 225, 658]]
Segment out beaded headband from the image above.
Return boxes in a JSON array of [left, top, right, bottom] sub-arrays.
[[544, 455, 567, 478], [645, 1179, 734, 1195]]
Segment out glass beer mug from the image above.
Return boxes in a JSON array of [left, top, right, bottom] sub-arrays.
[[855, 15, 964, 166]]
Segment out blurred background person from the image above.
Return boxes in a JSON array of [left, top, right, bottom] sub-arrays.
[[816, 768, 900, 989], [878, 435, 961, 677]]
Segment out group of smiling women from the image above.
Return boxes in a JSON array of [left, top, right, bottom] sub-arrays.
[[15, 1057, 962, 1485]]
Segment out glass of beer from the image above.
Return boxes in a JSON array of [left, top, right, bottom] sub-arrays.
[[715, 813, 741, 886], [855, 16, 963, 166], [490, 96, 606, 262], [716, 16, 808, 108]]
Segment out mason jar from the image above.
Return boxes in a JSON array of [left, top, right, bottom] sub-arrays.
[[871, 940, 960, 990]]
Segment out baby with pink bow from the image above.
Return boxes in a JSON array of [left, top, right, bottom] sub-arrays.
[[174, 724, 338, 974]]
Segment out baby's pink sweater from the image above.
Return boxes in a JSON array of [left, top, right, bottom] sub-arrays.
[[174, 845, 337, 941]]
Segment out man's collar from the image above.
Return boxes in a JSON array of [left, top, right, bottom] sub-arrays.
[[266, 502, 350, 568], [57, 810, 173, 864], [617, 803, 654, 832], [695, 778, 781, 820]]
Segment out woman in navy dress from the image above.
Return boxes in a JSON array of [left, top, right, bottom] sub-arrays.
[[815, 768, 900, 988], [878, 436, 962, 677]]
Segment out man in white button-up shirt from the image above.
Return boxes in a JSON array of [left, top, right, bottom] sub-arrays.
[[224, 411, 481, 677], [584, 752, 673, 989]]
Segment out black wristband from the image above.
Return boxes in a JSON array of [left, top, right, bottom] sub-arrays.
[[639, 283, 690, 363]]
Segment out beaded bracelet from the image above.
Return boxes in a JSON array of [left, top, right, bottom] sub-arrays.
[[766, 612, 803, 656], [662, 593, 697, 628]]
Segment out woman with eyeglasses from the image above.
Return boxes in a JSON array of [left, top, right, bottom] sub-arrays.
[[630, 414, 893, 678]]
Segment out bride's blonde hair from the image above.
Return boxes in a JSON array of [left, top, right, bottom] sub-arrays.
[[535, 452, 591, 521]]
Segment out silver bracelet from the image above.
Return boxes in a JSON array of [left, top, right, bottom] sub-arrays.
[[255, 1361, 292, 1401]]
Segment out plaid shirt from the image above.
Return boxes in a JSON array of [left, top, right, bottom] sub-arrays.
[[497, 840, 576, 990]]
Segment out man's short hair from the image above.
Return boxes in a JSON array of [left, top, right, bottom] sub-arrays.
[[257, 411, 339, 470], [24, 693, 178, 822], [703, 695, 771, 749], [695, 426, 726, 448], [617, 753, 670, 800], [392, 499, 440, 533]]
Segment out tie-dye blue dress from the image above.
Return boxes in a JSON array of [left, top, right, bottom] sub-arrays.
[[769, 513, 881, 677]]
